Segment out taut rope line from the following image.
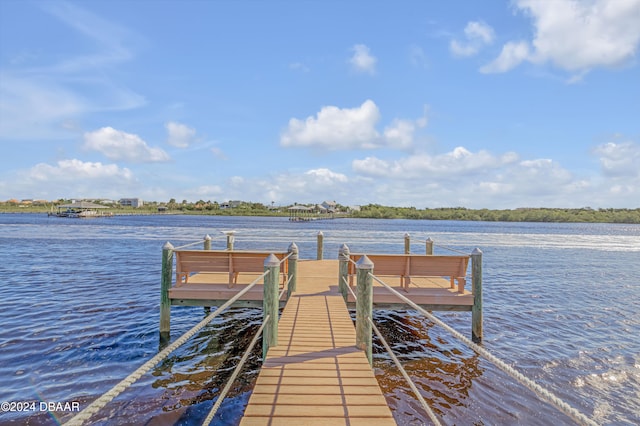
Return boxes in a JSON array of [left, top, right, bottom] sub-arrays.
[[368, 316, 442, 426], [369, 272, 598, 426], [202, 314, 270, 425], [64, 270, 270, 426]]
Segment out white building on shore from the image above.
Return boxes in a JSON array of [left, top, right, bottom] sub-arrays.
[[119, 198, 144, 208]]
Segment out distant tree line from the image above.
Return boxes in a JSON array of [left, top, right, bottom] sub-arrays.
[[351, 205, 640, 224], [2, 199, 639, 223]]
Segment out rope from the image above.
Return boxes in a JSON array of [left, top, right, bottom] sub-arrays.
[[368, 317, 442, 426], [345, 279, 357, 301], [202, 315, 270, 425], [173, 240, 207, 250], [64, 271, 270, 426], [432, 243, 470, 256], [368, 273, 598, 426]]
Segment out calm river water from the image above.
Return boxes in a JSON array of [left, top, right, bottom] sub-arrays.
[[0, 214, 638, 425]]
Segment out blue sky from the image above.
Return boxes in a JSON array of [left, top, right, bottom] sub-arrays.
[[1, 0, 639, 208]]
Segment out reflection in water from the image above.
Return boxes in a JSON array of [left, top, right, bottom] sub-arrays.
[[2, 215, 639, 425], [79, 309, 266, 426], [370, 310, 482, 422]]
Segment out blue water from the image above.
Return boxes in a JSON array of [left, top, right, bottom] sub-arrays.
[[0, 214, 638, 425]]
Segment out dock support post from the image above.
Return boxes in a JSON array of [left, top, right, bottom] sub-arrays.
[[338, 244, 350, 302], [223, 231, 235, 251], [263, 254, 280, 358], [287, 243, 298, 300], [356, 255, 374, 365], [203, 235, 212, 314], [426, 237, 433, 255], [404, 233, 410, 254], [471, 248, 483, 343], [160, 242, 174, 345], [317, 231, 324, 260]]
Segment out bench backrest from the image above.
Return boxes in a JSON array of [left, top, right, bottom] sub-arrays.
[[175, 250, 288, 284], [348, 253, 469, 279], [175, 251, 229, 281], [229, 252, 289, 274]]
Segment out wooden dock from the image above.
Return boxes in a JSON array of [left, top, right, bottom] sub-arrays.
[[160, 244, 482, 424], [240, 259, 396, 425]]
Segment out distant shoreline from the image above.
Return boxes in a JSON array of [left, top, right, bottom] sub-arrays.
[[1, 207, 639, 224]]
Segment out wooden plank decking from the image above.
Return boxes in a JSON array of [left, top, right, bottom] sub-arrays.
[[240, 259, 396, 425], [166, 256, 476, 424]]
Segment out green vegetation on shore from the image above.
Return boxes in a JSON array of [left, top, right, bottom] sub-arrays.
[[1, 200, 639, 224], [351, 204, 640, 223]]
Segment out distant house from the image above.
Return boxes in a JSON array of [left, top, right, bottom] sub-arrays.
[[220, 200, 243, 209], [119, 198, 144, 208], [321, 200, 337, 212]]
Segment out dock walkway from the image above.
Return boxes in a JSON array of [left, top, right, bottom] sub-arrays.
[[240, 259, 396, 425]]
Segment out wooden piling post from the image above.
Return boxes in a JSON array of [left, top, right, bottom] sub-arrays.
[[223, 231, 235, 251], [317, 231, 324, 260], [338, 244, 350, 301], [471, 248, 483, 343], [203, 235, 212, 314], [426, 237, 433, 255], [404, 233, 410, 254], [263, 254, 280, 358], [287, 243, 298, 300], [355, 255, 374, 365], [160, 242, 174, 343]]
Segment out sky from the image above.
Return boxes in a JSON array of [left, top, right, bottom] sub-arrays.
[[0, 0, 639, 209]]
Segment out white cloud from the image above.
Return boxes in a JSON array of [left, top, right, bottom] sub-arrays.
[[513, 158, 574, 186], [280, 100, 427, 150], [84, 127, 170, 163], [352, 147, 519, 179], [346, 146, 627, 207], [304, 168, 348, 185], [165, 121, 196, 148], [349, 44, 377, 74], [450, 21, 495, 57], [383, 119, 417, 150], [28, 159, 133, 181], [280, 100, 381, 149], [480, 41, 531, 73], [593, 140, 640, 177], [483, 0, 640, 75], [228, 169, 351, 204], [0, 159, 136, 200]]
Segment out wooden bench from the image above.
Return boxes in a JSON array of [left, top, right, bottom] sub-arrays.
[[348, 253, 469, 293], [175, 250, 289, 288]]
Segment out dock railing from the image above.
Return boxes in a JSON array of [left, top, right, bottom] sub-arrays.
[[338, 241, 482, 342], [160, 234, 297, 341], [348, 249, 596, 426], [66, 246, 293, 426]]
